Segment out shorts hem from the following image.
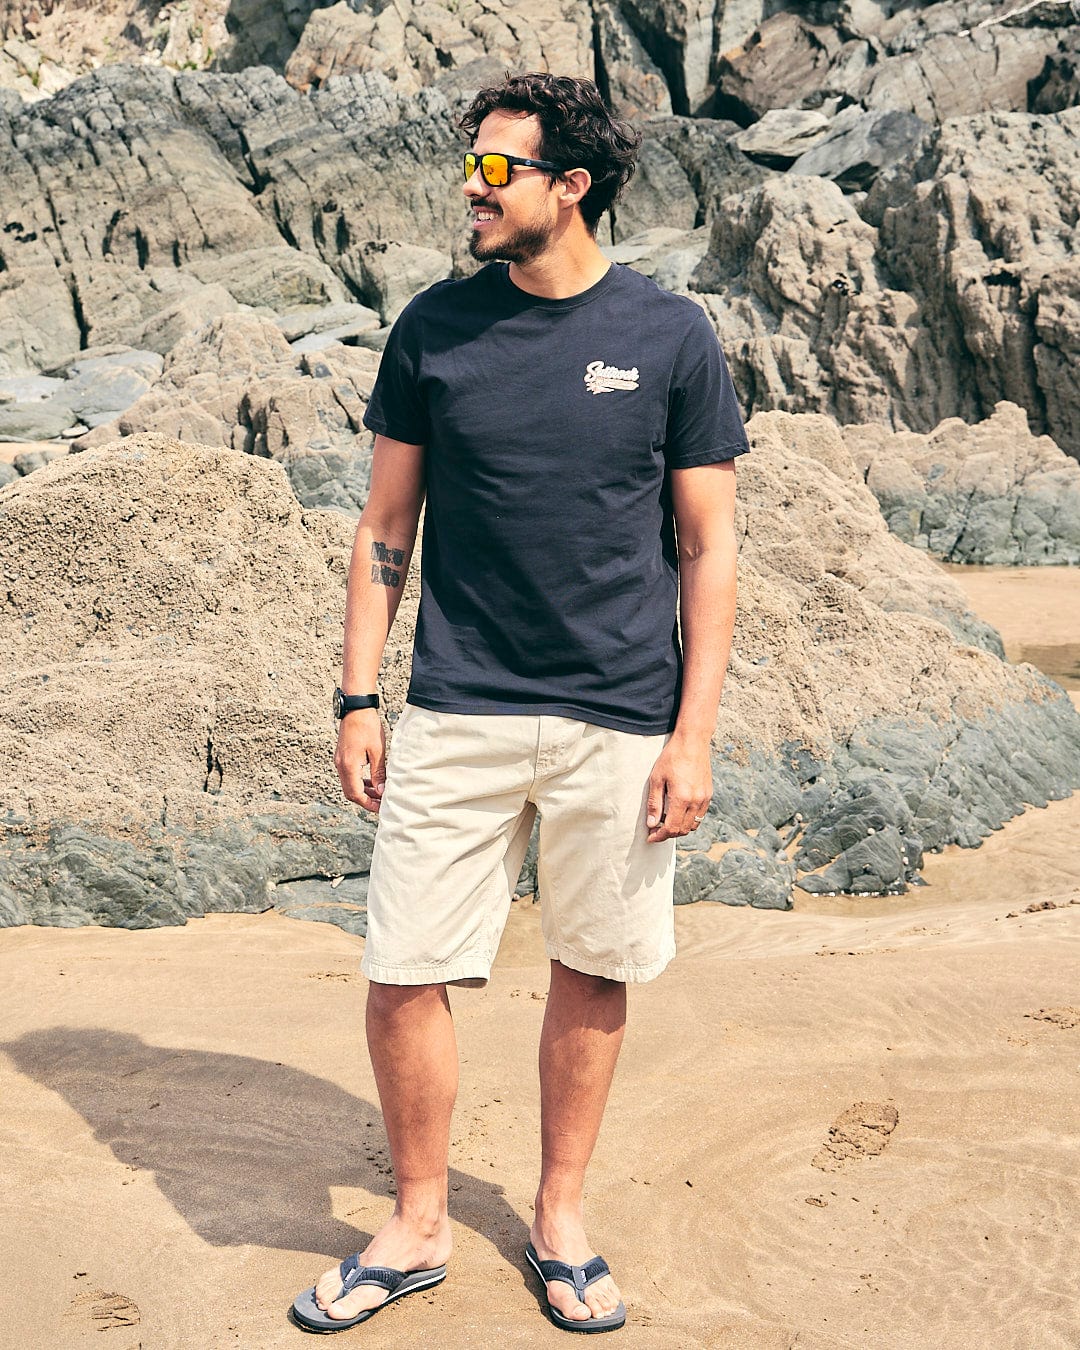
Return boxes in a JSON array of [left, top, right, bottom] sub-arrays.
[[361, 953, 494, 986], [544, 941, 676, 985]]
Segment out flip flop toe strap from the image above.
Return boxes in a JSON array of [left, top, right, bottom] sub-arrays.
[[336, 1253, 408, 1301], [534, 1254, 611, 1304]]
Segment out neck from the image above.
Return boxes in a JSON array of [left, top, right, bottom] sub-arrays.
[[507, 227, 611, 300]]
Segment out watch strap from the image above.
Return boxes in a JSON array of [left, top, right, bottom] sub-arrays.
[[334, 688, 380, 718]]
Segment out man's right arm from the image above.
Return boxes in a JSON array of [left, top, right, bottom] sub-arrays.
[[335, 433, 426, 813]]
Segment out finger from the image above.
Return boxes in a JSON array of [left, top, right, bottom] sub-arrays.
[[645, 773, 666, 830], [367, 735, 387, 798]]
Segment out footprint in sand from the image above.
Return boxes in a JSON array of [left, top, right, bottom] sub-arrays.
[[812, 1101, 899, 1172], [65, 1287, 141, 1332], [1025, 1006, 1080, 1029]]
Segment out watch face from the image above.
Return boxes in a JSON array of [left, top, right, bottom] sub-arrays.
[[333, 687, 343, 719]]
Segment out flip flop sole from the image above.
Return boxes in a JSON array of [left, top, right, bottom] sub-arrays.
[[291, 1266, 446, 1333]]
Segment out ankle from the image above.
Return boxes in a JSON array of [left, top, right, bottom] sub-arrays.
[[391, 1191, 450, 1236]]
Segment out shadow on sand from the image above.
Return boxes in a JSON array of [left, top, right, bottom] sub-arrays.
[[2, 1026, 530, 1265]]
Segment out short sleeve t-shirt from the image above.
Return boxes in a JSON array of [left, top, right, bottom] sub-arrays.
[[363, 262, 749, 735]]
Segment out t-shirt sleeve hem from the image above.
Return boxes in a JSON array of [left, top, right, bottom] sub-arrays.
[[361, 409, 427, 445], [667, 440, 750, 469]]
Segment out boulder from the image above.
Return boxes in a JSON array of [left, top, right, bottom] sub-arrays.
[[186, 246, 349, 312], [844, 402, 1080, 564], [865, 107, 1080, 457], [284, 0, 592, 95], [790, 105, 929, 191], [684, 108, 1080, 458], [74, 314, 379, 512], [715, 2, 1071, 125], [350, 241, 452, 326], [0, 433, 382, 930], [732, 108, 832, 167], [616, 114, 770, 240]]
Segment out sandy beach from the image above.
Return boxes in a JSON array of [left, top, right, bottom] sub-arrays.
[[1, 567, 1078, 1350]]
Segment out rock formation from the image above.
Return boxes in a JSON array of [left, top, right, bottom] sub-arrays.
[[845, 402, 1080, 565], [3, 1, 1080, 929], [3, 424, 1076, 928]]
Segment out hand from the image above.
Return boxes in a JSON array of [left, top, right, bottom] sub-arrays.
[[645, 734, 712, 843], [334, 708, 386, 814]]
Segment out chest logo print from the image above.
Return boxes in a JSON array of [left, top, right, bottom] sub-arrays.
[[584, 359, 640, 395]]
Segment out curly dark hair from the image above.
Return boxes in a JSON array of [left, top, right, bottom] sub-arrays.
[[459, 73, 642, 235]]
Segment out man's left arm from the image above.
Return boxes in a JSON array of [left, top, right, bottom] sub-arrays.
[[645, 459, 738, 842]]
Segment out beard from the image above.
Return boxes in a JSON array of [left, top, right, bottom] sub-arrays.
[[468, 211, 554, 265]]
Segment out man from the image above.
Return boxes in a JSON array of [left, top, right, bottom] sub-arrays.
[[292, 72, 747, 1335]]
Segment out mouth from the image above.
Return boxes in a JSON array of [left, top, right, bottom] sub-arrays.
[[472, 208, 500, 228]]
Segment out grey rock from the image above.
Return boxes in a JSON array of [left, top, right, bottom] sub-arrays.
[[732, 108, 832, 166], [790, 106, 929, 191], [0, 399, 77, 441], [58, 350, 164, 428], [275, 302, 382, 343], [618, 115, 770, 241], [605, 226, 711, 294], [1029, 28, 1080, 112], [271, 874, 369, 936], [187, 246, 349, 312], [75, 316, 381, 491], [0, 806, 377, 930], [0, 463, 16, 488], [0, 375, 67, 403], [615, 0, 720, 114], [291, 322, 384, 354], [714, 12, 869, 124], [13, 447, 68, 475], [688, 109, 1080, 458], [284, 0, 593, 98], [350, 241, 451, 326], [0, 264, 82, 378], [715, 3, 1069, 125], [846, 403, 1080, 564], [128, 284, 244, 357]]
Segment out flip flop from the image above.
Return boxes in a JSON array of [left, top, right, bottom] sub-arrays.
[[525, 1241, 627, 1334], [291, 1253, 447, 1333]]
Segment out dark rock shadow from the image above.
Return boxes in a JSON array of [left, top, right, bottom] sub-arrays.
[[1, 1027, 529, 1263]]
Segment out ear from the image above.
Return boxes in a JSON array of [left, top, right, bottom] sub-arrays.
[[558, 167, 592, 209]]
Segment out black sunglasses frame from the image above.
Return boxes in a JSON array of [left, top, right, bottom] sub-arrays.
[[463, 152, 565, 187]]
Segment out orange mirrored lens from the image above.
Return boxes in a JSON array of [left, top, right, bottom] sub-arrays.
[[480, 154, 509, 186], [463, 153, 478, 181]]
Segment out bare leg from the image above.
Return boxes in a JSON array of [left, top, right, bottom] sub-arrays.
[[315, 982, 456, 1321], [530, 960, 626, 1324]]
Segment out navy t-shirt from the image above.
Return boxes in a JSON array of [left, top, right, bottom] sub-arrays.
[[362, 262, 749, 735]]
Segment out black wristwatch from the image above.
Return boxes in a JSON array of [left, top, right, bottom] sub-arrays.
[[333, 687, 380, 719]]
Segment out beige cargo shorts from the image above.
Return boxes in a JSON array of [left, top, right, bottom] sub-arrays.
[[361, 706, 677, 986]]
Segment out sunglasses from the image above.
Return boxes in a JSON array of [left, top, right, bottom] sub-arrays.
[[463, 151, 564, 187]]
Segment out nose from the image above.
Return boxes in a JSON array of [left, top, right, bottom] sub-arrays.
[[463, 166, 485, 200]]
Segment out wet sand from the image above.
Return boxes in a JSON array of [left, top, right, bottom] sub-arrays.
[[0, 566, 1078, 1349]]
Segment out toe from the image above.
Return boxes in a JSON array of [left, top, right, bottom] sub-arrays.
[[584, 1275, 621, 1320], [313, 1266, 341, 1310], [326, 1287, 386, 1322], [546, 1281, 592, 1322]]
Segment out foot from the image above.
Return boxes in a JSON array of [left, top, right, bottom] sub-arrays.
[[314, 1211, 452, 1323], [529, 1211, 623, 1326]]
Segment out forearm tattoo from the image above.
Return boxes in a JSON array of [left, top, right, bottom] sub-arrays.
[[370, 540, 405, 588]]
